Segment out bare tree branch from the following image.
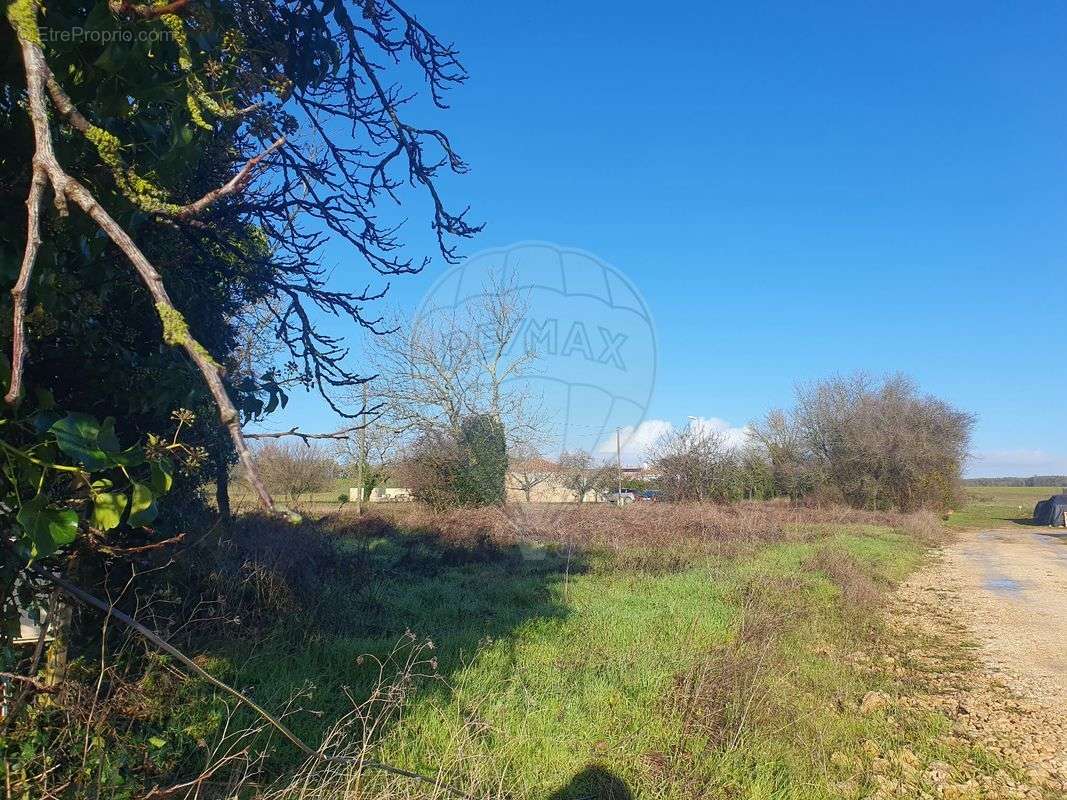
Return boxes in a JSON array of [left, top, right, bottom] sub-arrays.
[[4, 162, 48, 405], [171, 137, 286, 221], [243, 423, 375, 445], [8, 25, 279, 513]]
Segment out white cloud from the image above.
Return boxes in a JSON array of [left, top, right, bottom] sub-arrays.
[[688, 416, 752, 450], [596, 416, 751, 466], [596, 419, 672, 463], [966, 449, 1067, 477]]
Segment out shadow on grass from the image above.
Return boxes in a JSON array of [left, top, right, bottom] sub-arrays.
[[185, 511, 583, 769], [548, 764, 634, 800]]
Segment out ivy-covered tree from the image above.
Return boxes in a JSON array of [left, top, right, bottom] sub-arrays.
[[455, 413, 507, 506], [0, 0, 477, 676], [2, 0, 478, 511]]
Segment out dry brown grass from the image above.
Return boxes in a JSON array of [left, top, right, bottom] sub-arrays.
[[803, 547, 882, 608], [323, 500, 943, 568]]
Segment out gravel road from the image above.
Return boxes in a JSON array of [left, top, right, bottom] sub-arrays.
[[940, 527, 1067, 704]]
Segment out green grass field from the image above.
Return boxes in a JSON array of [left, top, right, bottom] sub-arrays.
[[946, 485, 1059, 529], [160, 508, 1000, 799]]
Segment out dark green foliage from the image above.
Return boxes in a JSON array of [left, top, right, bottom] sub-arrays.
[[406, 416, 508, 508], [455, 414, 507, 506]]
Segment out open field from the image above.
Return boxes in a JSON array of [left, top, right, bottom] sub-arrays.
[[14, 501, 1067, 799], [947, 486, 1061, 530], [228, 477, 355, 515], [100, 501, 1059, 799]]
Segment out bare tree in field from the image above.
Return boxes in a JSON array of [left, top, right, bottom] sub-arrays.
[[332, 402, 399, 499], [252, 443, 337, 509], [648, 426, 743, 502], [790, 373, 973, 510], [558, 450, 613, 504], [368, 270, 542, 448], [749, 409, 817, 501], [508, 445, 556, 502]]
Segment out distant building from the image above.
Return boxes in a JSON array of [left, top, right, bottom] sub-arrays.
[[348, 458, 653, 504], [349, 486, 415, 503], [507, 457, 614, 503]]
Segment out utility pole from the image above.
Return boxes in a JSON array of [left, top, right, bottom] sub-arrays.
[[616, 427, 623, 507], [356, 382, 368, 515]]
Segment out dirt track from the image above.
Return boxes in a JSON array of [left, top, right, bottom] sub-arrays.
[[881, 527, 1067, 798], [939, 528, 1067, 704]]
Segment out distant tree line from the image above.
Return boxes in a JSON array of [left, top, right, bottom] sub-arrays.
[[964, 477, 1067, 487], [288, 372, 974, 514], [650, 374, 973, 512]]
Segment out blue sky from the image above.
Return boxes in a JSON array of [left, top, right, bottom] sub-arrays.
[[254, 0, 1067, 476]]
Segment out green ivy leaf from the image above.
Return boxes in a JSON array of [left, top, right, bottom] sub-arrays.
[[50, 413, 111, 470], [92, 492, 129, 532], [98, 417, 121, 453], [127, 482, 158, 527], [17, 494, 79, 557], [111, 447, 146, 468], [150, 458, 174, 495]]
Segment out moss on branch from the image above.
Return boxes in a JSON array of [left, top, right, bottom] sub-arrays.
[[155, 302, 220, 367]]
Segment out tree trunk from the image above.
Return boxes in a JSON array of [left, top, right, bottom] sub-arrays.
[[40, 602, 72, 702], [216, 462, 231, 521]]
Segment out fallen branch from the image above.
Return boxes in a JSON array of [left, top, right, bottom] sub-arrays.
[[0, 671, 58, 694], [32, 567, 474, 799], [89, 532, 186, 556]]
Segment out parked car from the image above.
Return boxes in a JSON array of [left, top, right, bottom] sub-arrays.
[[639, 490, 663, 502], [604, 490, 636, 505]]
